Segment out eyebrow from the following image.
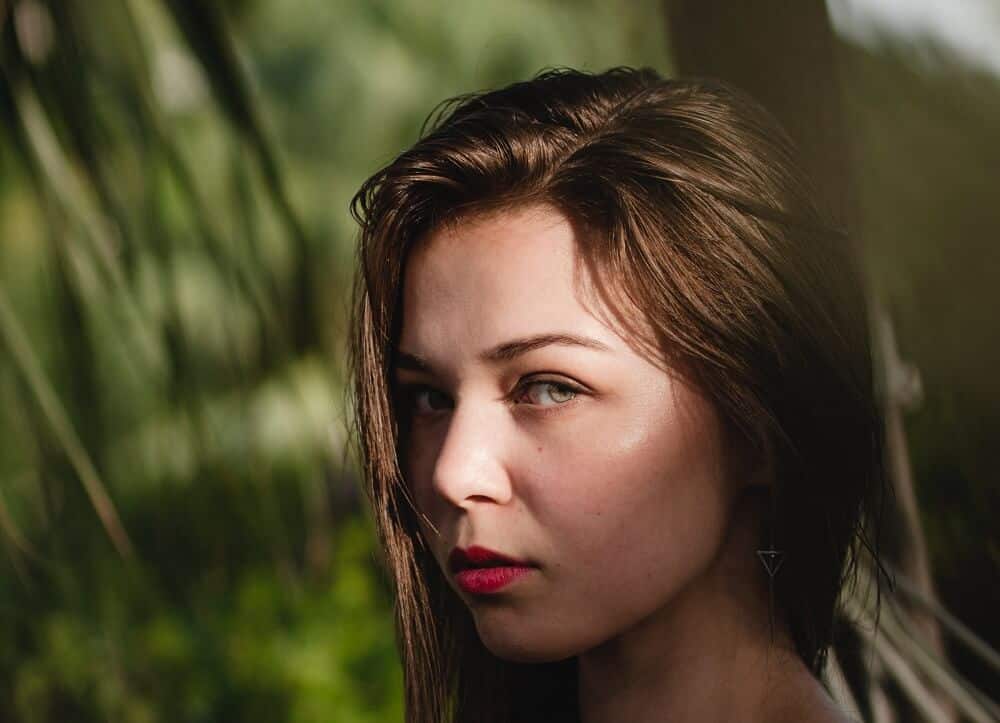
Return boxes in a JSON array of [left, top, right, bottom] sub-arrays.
[[393, 332, 612, 373]]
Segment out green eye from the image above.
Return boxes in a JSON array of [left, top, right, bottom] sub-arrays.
[[518, 380, 579, 407]]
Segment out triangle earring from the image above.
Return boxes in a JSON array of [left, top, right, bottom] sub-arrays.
[[756, 489, 784, 641], [756, 548, 785, 578]]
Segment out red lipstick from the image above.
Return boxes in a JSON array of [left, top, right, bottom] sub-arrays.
[[449, 545, 537, 594]]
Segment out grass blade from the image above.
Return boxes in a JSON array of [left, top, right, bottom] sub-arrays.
[[0, 286, 133, 559]]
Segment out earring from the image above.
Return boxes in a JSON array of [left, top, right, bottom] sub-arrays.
[[756, 495, 784, 641]]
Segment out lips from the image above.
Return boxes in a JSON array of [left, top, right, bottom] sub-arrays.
[[448, 545, 537, 594], [448, 545, 533, 573]]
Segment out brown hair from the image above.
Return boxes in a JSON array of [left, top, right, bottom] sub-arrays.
[[348, 66, 884, 722]]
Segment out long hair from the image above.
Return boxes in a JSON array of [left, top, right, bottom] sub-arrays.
[[347, 66, 884, 722]]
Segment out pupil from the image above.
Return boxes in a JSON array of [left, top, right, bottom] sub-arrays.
[[547, 384, 573, 403]]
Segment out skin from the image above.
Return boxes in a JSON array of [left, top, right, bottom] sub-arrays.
[[394, 203, 855, 723]]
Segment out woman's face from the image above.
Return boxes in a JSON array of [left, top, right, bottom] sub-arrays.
[[395, 203, 740, 662]]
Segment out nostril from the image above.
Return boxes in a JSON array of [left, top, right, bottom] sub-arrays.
[[465, 494, 496, 503]]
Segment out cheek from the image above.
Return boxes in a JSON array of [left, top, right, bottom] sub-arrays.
[[469, 402, 733, 662], [529, 399, 731, 621]]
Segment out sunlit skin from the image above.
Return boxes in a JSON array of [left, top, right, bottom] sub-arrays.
[[394, 204, 853, 723]]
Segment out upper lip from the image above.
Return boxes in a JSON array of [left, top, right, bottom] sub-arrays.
[[448, 545, 533, 573]]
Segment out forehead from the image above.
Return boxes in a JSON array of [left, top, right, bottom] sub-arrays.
[[399, 204, 610, 347]]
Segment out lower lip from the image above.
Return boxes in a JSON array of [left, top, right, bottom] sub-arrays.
[[455, 566, 536, 594]]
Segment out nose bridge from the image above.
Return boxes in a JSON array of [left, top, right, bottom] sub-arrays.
[[432, 394, 511, 508]]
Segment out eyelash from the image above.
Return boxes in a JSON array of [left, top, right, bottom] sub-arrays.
[[396, 378, 584, 419]]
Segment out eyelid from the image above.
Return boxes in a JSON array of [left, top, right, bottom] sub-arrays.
[[512, 376, 583, 400]]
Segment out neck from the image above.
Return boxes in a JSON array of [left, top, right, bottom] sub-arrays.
[[576, 492, 825, 723]]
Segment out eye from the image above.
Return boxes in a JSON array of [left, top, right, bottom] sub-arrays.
[[513, 379, 580, 408], [403, 385, 453, 416]]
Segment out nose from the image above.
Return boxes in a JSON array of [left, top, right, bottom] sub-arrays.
[[430, 399, 513, 509]]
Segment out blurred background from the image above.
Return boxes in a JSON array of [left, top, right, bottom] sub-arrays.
[[0, 1, 996, 721]]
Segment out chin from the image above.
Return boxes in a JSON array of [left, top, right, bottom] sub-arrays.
[[474, 616, 583, 664]]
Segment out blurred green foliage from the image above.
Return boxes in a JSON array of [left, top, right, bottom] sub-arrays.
[[0, 1, 997, 721]]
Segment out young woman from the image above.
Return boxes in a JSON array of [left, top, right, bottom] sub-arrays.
[[348, 67, 883, 723]]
